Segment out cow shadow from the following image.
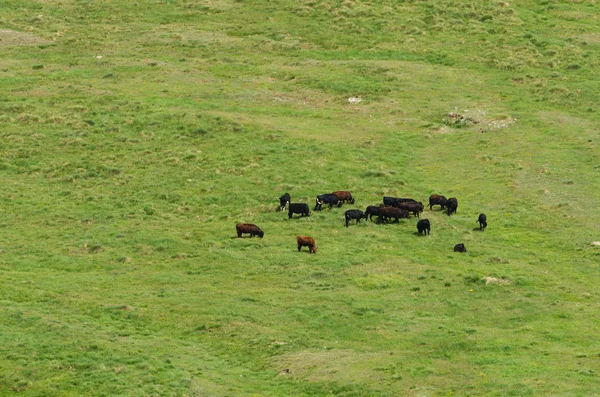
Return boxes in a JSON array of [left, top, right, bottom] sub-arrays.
[[473, 227, 485, 232]]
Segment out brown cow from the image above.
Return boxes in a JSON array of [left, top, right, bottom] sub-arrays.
[[296, 236, 317, 254], [332, 191, 355, 204], [378, 206, 410, 223], [397, 201, 424, 217], [236, 223, 264, 238], [428, 194, 447, 210]]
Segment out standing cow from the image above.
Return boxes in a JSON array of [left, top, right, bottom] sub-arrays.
[[344, 209, 365, 227], [477, 213, 487, 230], [278, 193, 290, 212], [288, 203, 311, 219], [364, 205, 384, 221], [296, 236, 317, 254], [332, 191, 355, 204], [383, 196, 417, 207], [416, 219, 430, 236], [236, 223, 264, 238], [446, 197, 458, 216], [378, 206, 410, 223], [315, 194, 342, 211], [397, 201, 425, 217], [428, 194, 448, 210]]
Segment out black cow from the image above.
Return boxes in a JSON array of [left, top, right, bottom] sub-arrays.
[[288, 203, 310, 219], [278, 193, 290, 212], [446, 197, 458, 216], [383, 196, 417, 207], [477, 213, 487, 230], [378, 206, 410, 223], [428, 194, 447, 210], [364, 205, 383, 221], [417, 219, 430, 236], [315, 194, 341, 211], [397, 201, 424, 217], [344, 209, 366, 227], [454, 243, 467, 253]]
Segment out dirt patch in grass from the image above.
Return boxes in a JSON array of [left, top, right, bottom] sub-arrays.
[[271, 349, 387, 383], [484, 276, 511, 285], [440, 109, 516, 132], [0, 30, 49, 47]]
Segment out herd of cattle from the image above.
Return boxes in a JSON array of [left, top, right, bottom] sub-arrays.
[[236, 191, 488, 254]]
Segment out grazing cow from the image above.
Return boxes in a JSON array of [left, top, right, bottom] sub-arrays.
[[428, 194, 448, 210], [332, 191, 355, 204], [344, 209, 365, 227], [477, 213, 487, 230], [454, 243, 467, 253], [296, 236, 317, 254], [378, 206, 410, 223], [446, 197, 458, 216], [417, 219, 430, 236], [278, 193, 290, 212], [383, 196, 417, 208], [236, 223, 264, 238], [364, 205, 384, 221], [397, 201, 425, 217], [315, 194, 342, 211], [288, 203, 310, 219]]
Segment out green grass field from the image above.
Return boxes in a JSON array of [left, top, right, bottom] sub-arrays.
[[1, 0, 600, 395]]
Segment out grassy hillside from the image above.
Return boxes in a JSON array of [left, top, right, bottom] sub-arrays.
[[1, 0, 599, 395]]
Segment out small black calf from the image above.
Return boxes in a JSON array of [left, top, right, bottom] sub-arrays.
[[344, 209, 366, 227], [417, 219, 431, 236], [278, 193, 290, 211], [477, 213, 487, 230], [417, 219, 430, 235], [446, 197, 458, 216], [454, 243, 467, 253]]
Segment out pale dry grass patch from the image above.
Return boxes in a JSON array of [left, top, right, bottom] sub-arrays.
[[271, 349, 388, 383], [0, 29, 50, 47], [484, 276, 512, 285]]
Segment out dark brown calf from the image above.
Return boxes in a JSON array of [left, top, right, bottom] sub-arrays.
[[378, 206, 410, 223], [446, 198, 458, 216], [428, 194, 447, 210], [332, 191, 355, 204], [296, 236, 317, 254], [236, 223, 264, 238], [397, 201, 424, 217]]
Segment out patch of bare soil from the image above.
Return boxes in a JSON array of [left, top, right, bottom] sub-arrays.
[[439, 109, 516, 133], [270, 349, 387, 383], [484, 276, 512, 285], [0, 29, 49, 47]]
